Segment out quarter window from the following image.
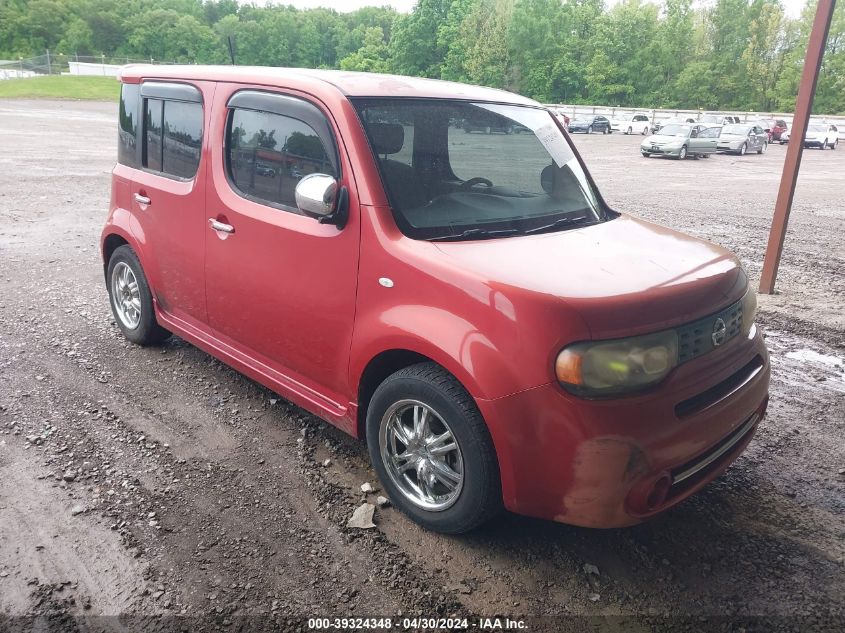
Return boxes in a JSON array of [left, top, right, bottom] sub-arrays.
[[226, 108, 337, 212], [118, 84, 139, 167], [142, 98, 202, 179]]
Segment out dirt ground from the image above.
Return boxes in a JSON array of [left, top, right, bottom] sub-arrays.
[[0, 100, 843, 633]]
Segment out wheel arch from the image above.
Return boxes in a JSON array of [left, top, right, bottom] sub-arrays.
[[102, 232, 130, 280]]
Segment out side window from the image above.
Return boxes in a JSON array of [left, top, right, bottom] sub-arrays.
[[144, 99, 163, 172], [226, 108, 337, 212], [163, 101, 203, 179], [142, 96, 202, 179], [118, 84, 139, 167]]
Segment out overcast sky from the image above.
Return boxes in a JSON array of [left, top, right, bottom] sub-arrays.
[[267, 0, 807, 19]]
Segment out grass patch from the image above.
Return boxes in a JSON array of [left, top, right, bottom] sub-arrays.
[[0, 75, 119, 101]]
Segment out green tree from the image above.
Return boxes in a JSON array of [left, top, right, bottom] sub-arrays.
[[339, 26, 390, 73]]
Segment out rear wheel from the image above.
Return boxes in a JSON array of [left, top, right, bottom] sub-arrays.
[[107, 245, 171, 346], [642, 152, 650, 158], [820, 142, 826, 150], [366, 363, 501, 534], [642, 126, 649, 135], [832, 139, 838, 150]]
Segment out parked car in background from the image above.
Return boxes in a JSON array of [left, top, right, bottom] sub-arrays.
[[699, 114, 741, 127], [567, 114, 612, 134], [767, 119, 788, 142], [464, 119, 515, 134], [717, 124, 768, 155], [780, 126, 791, 144], [103, 65, 768, 534], [641, 123, 720, 159], [803, 123, 839, 149], [652, 116, 696, 133], [612, 113, 652, 135]]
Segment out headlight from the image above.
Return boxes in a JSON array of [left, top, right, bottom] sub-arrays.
[[741, 289, 757, 336], [555, 330, 679, 397]]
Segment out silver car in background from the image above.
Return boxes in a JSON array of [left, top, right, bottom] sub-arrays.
[[717, 124, 768, 155], [640, 123, 720, 159]]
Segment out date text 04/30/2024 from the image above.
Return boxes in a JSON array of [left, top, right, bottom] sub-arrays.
[[307, 617, 527, 630]]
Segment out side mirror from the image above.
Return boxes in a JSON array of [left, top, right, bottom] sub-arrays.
[[294, 173, 349, 229], [295, 173, 337, 218]]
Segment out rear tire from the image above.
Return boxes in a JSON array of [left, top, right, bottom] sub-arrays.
[[832, 139, 838, 150], [366, 363, 502, 534], [107, 245, 171, 346]]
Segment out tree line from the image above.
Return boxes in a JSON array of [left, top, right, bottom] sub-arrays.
[[2, 0, 844, 114]]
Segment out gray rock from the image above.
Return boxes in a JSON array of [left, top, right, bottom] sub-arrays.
[[347, 503, 376, 529], [71, 505, 85, 516], [376, 496, 390, 507], [62, 470, 76, 482], [583, 563, 599, 576], [360, 482, 374, 493]]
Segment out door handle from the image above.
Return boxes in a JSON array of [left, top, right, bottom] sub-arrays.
[[134, 193, 151, 206], [208, 218, 235, 234]]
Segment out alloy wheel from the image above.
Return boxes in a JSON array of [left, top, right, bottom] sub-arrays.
[[111, 262, 141, 330], [379, 400, 464, 511]]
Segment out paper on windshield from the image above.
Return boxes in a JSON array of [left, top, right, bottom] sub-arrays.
[[475, 103, 575, 168], [533, 123, 575, 168]]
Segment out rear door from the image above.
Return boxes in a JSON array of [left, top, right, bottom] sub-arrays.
[[130, 81, 210, 324]]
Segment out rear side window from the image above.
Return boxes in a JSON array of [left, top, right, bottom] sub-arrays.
[[226, 108, 337, 212], [139, 83, 203, 180], [143, 99, 202, 178], [118, 84, 139, 167]]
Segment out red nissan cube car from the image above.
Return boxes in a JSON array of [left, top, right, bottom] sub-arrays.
[[102, 66, 770, 533]]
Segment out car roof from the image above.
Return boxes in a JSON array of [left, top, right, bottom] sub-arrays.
[[118, 64, 539, 106]]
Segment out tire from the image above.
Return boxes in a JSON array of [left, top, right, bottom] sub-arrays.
[[820, 142, 826, 150], [642, 152, 650, 158], [366, 363, 501, 534], [678, 145, 687, 160], [758, 142, 767, 155], [587, 126, 593, 134], [626, 126, 632, 135], [642, 126, 649, 135], [833, 139, 838, 150], [107, 245, 171, 346], [739, 143, 747, 156]]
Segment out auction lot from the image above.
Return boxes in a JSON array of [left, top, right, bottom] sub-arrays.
[[0, 100, 843, 632]]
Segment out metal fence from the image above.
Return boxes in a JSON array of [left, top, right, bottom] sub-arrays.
[[0, 52, 171, 80], [545, 103, 845, 133]]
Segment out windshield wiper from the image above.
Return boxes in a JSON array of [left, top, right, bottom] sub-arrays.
[[429, 227, 521, 242], [523, 215, 593, 235]]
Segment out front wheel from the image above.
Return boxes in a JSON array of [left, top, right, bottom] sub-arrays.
[[642, 152, 650, 158], [366, 363, 501, 534], [678, 145, 687, 160], [107, 245, 171, 346], [626, 126, 632, 135], [642, 126, 649, 135], [587, 126, 593, 134], [758, 142, 767, 155], [820, 142, 826, 150], [739, 143, 747, 156]]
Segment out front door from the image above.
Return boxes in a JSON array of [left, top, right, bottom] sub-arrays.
[[131, 81, 210, 323], [203, 85, 360, 412]]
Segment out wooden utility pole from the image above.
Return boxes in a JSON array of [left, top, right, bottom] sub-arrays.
[[759, 0, 837, 294]]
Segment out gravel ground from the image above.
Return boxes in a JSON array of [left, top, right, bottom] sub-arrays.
[[0, 100, 843, 633]]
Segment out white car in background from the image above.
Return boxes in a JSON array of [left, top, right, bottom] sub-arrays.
[[611, 113, 652, 135], [781, 122, 839, 149]]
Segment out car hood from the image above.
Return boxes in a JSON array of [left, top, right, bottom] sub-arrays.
[[643, 134, 684, 144], [719, 133, 749, 141], [434, 215, 746, 339]]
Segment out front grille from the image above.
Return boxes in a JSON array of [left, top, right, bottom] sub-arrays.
[[676, 299, 743, 364], [675, 355, 764, 418]]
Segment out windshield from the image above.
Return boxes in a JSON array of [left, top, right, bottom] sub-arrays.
[[722, 125, 750, 135], [657, 124, 690, 137], [353, 99, 605, 241], [808, 124, 827, 132]]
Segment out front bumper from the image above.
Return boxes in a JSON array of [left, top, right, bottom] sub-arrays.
[[641, 145, 681, 157], [477, 325, 770, 528], [717, 141, 745, 152]]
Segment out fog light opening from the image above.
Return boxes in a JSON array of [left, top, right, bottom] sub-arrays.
[[646, 474, 672, 511]]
